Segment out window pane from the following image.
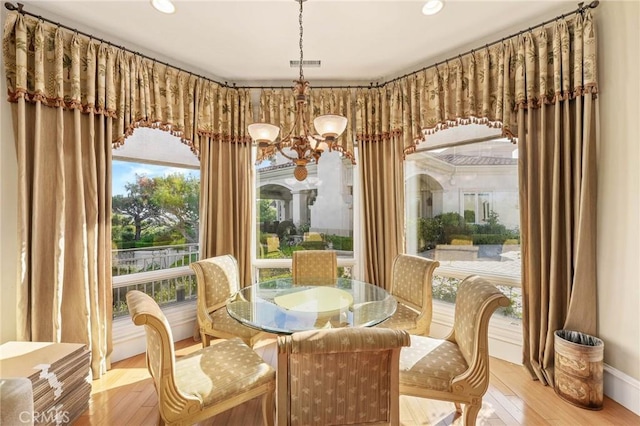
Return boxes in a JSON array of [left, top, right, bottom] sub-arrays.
[[405, 135, 521, 319], [255, 151, 354, 260], [111, 128, 200, 315], [112, 160, 200, 275]]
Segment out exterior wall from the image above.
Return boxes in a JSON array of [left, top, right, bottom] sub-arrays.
[[309, 152, 353, 236]]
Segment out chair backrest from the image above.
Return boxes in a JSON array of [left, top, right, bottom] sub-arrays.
[[292, 250, 337, 285], [190, 255, 239, 311], [390, 254, 439, 312], [126, 290, 177, 402], [277, 327, 410, 426], [451, 275, 509, 371]]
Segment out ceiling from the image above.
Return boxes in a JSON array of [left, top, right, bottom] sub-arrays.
[[19, 0, 575, 85]]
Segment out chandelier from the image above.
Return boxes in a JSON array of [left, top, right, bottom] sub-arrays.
[[248, 0, 348, 181]]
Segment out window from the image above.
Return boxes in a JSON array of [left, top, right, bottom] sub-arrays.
[[254, 149, 357, 280], [405, 127, 521, 320], [111, 128, 200, 317]]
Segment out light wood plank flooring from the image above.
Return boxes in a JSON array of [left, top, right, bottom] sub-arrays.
[[76, 338, 639, 426]]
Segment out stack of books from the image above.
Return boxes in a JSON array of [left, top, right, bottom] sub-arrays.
[[0, 342, 91, 425]]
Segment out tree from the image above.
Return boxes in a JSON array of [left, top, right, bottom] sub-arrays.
[[258, 199, 277, 223], [112, 175, 161, 241], [151, 173, 200, 243]]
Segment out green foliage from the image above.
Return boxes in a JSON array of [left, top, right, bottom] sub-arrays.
[[112, 172, 200, 247], [112, 175, 161, 241], [324, 235, 353, 250], [151, 173, 200, 244], [297, 222, 311, 234], [464, 209, 476, 223], [416, 210, 520, 249], [258, 199, 277, 223], [277, 220, 296, 241], [299, 241, 326, 250]]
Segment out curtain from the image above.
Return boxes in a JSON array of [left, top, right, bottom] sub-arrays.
[[3, 11, 254, 374], [517, 13, 598, 385], [197, 86, 254, 286], [11, 101, 113, 378], [354, 87, 405, 289]]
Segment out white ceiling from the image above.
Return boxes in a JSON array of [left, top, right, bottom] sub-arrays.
[[20, 0, 575, 84]]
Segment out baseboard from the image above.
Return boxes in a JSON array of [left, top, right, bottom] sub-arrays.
[[111, 302, 197, 363], [604, 364, 640, 415]]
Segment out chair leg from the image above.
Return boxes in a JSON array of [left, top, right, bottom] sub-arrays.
[[201, 332, 211, 348], [261, 391, 274, 426], [462, 400, 481, 426], [261, 390, 274, 426]]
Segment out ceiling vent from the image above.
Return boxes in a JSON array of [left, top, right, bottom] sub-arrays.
[[290, 60, 321, 68]]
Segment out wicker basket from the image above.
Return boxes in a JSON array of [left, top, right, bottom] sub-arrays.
[[554, 330, 604, 410]]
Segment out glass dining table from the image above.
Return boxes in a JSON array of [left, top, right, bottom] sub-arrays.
[[226, 277, 397, 334]]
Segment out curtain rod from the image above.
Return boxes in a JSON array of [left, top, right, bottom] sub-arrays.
[[4, 1, 599, 91]]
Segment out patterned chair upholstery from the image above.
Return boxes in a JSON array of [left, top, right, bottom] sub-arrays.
[[126, 290, 276, 426], [377, 254, 439, 335], [398, 276, 509, 426], [277, 327, 410, 426], [191, 255, 266, 347], [292, 250, 337, 285]]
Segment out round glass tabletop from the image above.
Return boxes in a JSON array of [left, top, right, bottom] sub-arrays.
[[227, 277, 397, 334]]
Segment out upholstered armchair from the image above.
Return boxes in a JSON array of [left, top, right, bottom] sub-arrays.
[[291, 250, 337, 285], [398, 276, 509, 426], [277, 327, 410, 426], [126, 290, 276, 426], [190, 255, 266, 347], [377, 254, 439, 335]]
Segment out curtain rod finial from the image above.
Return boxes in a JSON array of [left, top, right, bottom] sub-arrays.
[[4, 2, 24, 13]]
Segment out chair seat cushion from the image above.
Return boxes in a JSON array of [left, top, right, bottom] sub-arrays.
[[175, 338, 275, 406], [206, 306, 262, 339], [399, 336, 468, 391], [377, 303, 419, 331]]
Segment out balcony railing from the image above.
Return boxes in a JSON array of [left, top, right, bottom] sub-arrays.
[[112, 243, 200, 276], [112, 244, 200, 317]]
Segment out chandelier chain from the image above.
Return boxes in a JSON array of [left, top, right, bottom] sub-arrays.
[[298, 0, 304, 81]]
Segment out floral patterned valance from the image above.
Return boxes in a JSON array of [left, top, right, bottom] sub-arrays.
[[352, 10, 597, 155], [4, 9, 597, 157], [2, 12, 251, 152]]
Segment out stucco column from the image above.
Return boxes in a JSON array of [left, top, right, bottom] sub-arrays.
[[292, 191, 309, 226]]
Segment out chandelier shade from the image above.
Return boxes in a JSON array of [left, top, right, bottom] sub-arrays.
[[248, 123, 280, 145], [248, 0, 350, 181], [313, 115, 348, 139]]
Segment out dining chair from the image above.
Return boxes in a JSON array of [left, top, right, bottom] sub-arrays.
[[291, 250, 337, 285], [398, 275, 509, 426], [190, 255, 266, 347], [277, 327, 410, 426], [126, 290, 276, 426], [376, 254, 439, 335]]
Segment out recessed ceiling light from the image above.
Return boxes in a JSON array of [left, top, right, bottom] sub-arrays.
[[151, 0, 175, 14], [422, 0, 444, 16]]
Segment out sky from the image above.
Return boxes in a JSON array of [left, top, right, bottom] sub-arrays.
[[112, 160, 200, 196]]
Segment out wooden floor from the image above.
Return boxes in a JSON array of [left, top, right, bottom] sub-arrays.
[[76, 338, 639, 426]]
